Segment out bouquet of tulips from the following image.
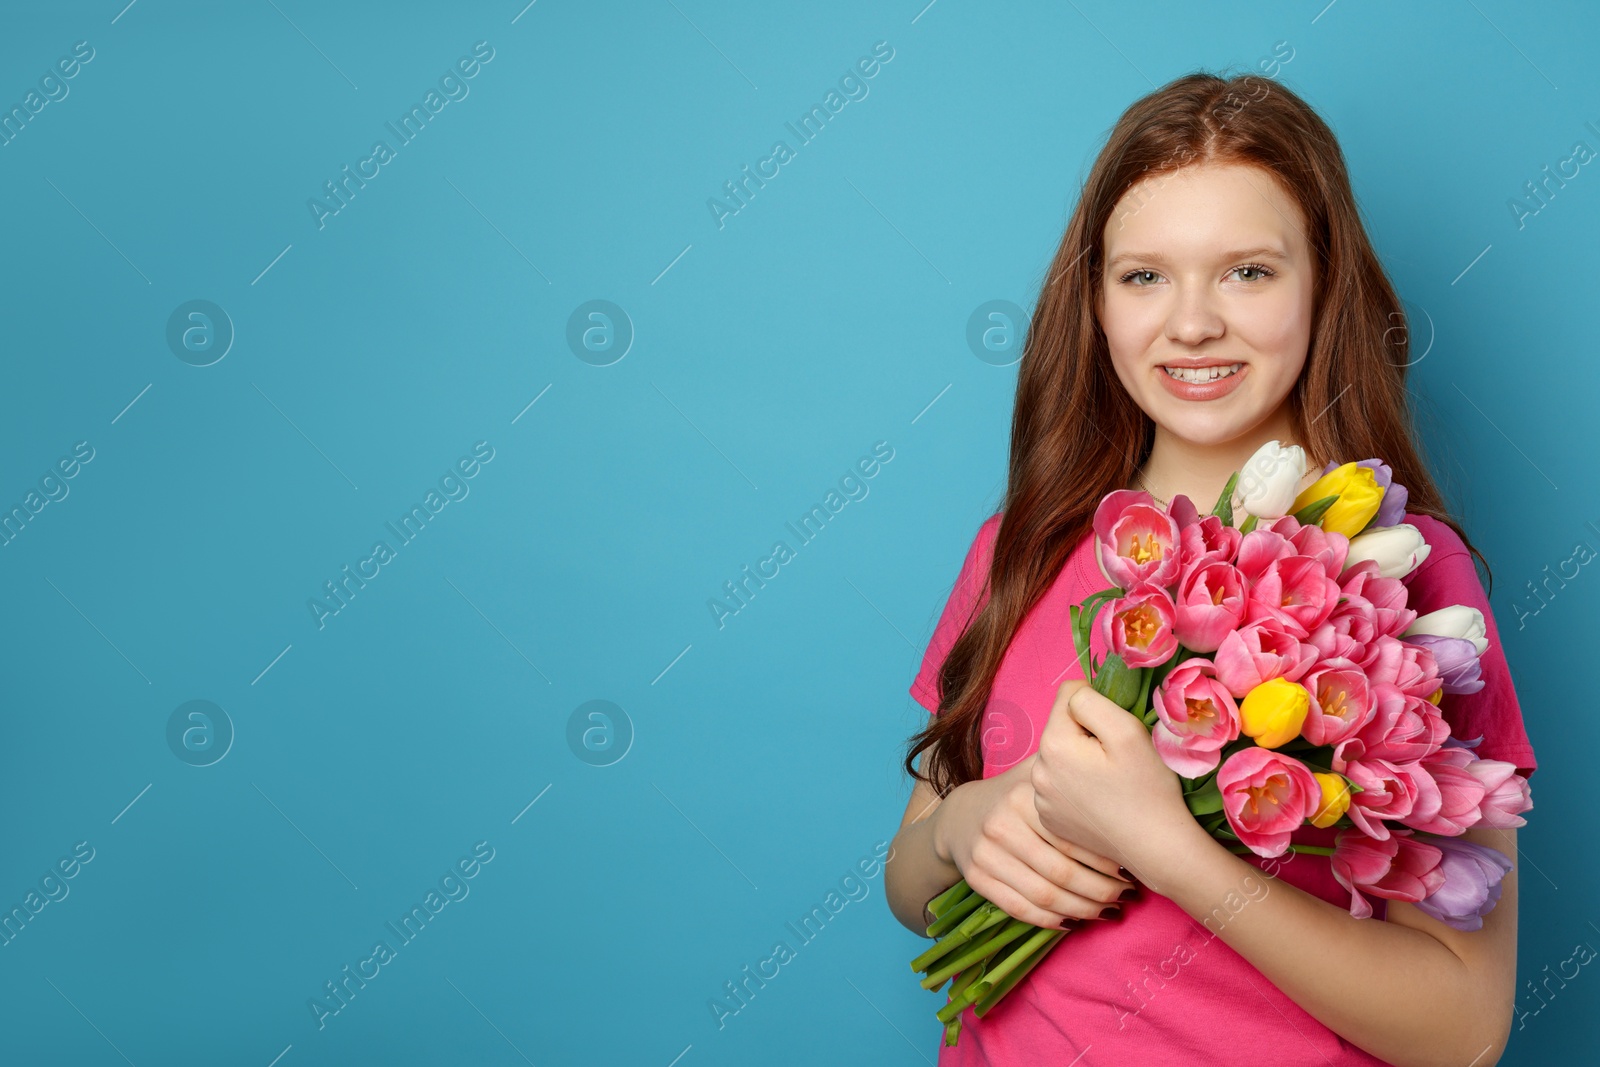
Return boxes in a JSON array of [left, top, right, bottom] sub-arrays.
[[912, 442, 1534, 1047]]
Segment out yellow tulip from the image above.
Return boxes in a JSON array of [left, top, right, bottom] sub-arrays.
[[1426, 686, 1443, 706], [1292, 462, 1384, 538], [1310, 772, 1352, 828], [1238, 677, 1310, 749]]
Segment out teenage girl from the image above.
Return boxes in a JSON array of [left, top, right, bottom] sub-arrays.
[[884, 71, 1537, 1066]]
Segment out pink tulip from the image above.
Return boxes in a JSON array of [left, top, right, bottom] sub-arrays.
[[1336, 683, 1449, 765], [1467, 759, 1533, 828], [1288, 521, 1352, 578], [1339, 757, 1438, 839], [1306, 607, 1381, 667], [1364, 634, 1443, 699], [1094, 581, 1179, 668], [1167, 492, 1203, 532], [1331, 829, 1446, 920], [1298, 658, 1375, 747], [1151, 658, 1241, 777], [1177, 511, 1242, 575], [1234, 526, 1298, 586], [1337, 560, 1418, 639], [1217, 747, 1322, 858], [1241, 555, 1343, 640], [1094, 490, 1181, 589], [1172, 562, 1248, 653], [1260, 513, 1305, 537], [1212, 620, 1320, 699], [1402, 746, 1486, 835]]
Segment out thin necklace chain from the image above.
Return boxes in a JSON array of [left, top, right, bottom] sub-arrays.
[[1135, 473, 1170, 510]]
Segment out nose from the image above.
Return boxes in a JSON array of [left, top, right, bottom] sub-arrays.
[[1164, 282, 1225, 347]]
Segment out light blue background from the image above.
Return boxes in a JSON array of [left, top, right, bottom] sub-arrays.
[[1, 1, 1595, 1064]]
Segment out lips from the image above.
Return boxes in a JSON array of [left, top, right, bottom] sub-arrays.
[[1156, 361, 1247, 401]]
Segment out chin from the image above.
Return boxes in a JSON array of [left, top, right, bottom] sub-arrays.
[[1150, 408, 1260, 447]]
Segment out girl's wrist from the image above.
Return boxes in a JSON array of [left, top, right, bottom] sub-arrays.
[[926, 784, 963, 869], [1126, 812, 1218, 898]]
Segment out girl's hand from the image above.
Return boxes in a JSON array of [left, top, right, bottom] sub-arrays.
[[1031, 678, 1200, 886], [932, 750, 1139, 929]]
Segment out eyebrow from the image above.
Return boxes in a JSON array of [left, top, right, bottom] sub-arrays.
[[1105, 246, 1291, 270]]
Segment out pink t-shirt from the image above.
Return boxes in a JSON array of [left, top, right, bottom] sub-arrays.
[[909, 510, 1538, 1065]]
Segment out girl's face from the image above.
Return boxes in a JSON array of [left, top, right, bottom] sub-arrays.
[[1095, 161, 1317, 448]]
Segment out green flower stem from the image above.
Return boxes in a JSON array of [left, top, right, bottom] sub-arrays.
[[943, 1015, 963, 1046], [910, 901, 1005, 973], [970, 926, 1065, 1001], [926, 888, 984, 938], [974, 929, 1068, 1017], [921, 919, 1036, 990], [910, 926, 972, 974], [935, 959, 988, 1022], [955, 899, 1009, 939], [936, 964, 990, 1023], [927, 878, 972, 919]]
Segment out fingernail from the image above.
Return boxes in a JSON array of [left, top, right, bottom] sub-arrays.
[[1060, 916, 1081, 930], [1119, 886, 1140, 902], [1098, 905, 1122, 920]]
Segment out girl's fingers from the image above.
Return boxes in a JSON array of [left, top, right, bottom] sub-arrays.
[[1025, 800, 1136, 885], [971, 849, 1122, 927], [1024, 834, 1139, 906]]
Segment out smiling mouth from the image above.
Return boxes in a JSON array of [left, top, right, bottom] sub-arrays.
[[1161, 363, 1243, 384]]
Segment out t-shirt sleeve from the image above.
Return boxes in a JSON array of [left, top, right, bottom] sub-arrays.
[[1402, 519, 1538, 780], [909, 513, 1002, 714]]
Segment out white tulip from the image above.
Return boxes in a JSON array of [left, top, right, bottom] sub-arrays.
[[1403, 606, 1488, 655], [1232, 440, 1308, 520], [1344, 523, 1432, 579]]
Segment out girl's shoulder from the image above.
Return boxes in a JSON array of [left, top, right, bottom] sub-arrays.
[[1400, 510, 1470, 561]]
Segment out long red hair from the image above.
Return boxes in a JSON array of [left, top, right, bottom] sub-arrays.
[[905, 71, 1489, 797]]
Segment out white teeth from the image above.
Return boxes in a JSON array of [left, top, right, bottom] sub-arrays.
[[1164, 363, 1241, 384]]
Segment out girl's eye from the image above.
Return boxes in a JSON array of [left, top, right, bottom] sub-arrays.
[[1116, 263, 1276, 286], [1232, 263, 1276, 282]]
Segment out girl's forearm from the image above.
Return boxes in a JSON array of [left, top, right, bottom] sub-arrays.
[[1143, 823, 1506, 1067], [884, 796, 964, 935]]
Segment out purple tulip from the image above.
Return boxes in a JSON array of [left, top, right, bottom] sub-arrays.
[[1405, 634, 1486, 694], [1413, 837, 1514, 931]]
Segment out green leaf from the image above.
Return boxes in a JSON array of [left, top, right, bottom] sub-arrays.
[[1184, 781, 1225, 816], [1210, 471, 1240, 523], [1292, 493, 1340, 526]]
